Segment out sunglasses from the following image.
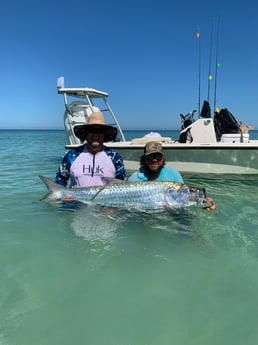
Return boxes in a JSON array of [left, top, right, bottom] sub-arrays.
[[145, 153, 163, 161], [87, 127, 105, 134]]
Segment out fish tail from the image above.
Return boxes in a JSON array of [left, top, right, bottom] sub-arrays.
[[39, 175, 64, 200]]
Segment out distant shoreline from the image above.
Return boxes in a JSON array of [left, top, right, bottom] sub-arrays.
[[0, 128, 181, 131], [0, 128, 65, 131]]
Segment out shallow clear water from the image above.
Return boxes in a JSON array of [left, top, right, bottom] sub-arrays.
[[1, 129, 258, 345]]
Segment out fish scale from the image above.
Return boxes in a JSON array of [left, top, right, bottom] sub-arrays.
[[40, 176, 206, 211], [91, 182, 170, 209]]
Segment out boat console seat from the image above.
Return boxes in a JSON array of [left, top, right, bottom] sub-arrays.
[[69, 102, 100, 119], [64, 101, 101, 145]]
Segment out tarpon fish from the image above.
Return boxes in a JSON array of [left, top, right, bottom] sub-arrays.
[[39, 176, 208, 211]]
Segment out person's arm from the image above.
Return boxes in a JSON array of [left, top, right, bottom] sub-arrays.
[[109, 151, 126, 180], [127, 172, 141, 182], [172, 170, 184, 184], [55, 155, 70, 187], [161, 167, 184, 184], [55, 149, 79, 187]]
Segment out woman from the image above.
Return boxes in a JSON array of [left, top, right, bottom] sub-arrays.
[[55, 111, 126, 188]]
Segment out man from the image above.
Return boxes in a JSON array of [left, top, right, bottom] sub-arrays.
[[128, 141, 215, 211], [55, 111, 126, 187], [128, 141, 184, 183]]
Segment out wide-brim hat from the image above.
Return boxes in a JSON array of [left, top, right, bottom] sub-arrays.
[[74, 111, 117, 142], [144, 141, 164, 156]]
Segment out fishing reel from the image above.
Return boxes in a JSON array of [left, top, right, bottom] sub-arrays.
[[180, 110, 197, 130]]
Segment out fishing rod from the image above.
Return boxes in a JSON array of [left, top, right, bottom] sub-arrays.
[[213, 17, 221, 113], [207, 21, 214, 104], [196, 25, 201, 117]]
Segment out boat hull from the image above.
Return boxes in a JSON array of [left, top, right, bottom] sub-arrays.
[[106, 141, 258, 174], [57, 79, 258, 175]]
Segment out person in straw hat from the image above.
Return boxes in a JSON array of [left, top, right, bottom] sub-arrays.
[[55, 111, 126, 188], [128, 141, 215, 210]]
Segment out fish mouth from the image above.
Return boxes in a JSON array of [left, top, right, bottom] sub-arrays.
[[188, 187, 206, 204], [189, 187, 206, 197]]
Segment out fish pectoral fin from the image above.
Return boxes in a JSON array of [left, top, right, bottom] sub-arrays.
[[40, 192, 52, 201]]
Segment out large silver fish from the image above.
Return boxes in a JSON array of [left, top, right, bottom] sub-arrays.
[[39, 176, 209, 212]]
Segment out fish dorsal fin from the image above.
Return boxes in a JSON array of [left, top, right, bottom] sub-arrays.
[[101, 177, 124, 185], [91, 177, 124, 201]]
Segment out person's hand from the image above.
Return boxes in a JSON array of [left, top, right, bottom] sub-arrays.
[[61, 195, 74, 201], [203, 197, 216, 211]]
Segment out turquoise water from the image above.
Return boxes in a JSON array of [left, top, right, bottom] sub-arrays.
[[1, 129, 258, 345]]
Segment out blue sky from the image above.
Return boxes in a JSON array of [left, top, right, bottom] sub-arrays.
[[1, 0, 258, 130]]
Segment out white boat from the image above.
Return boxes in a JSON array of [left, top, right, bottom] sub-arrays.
[[57, 77, 258, 175]]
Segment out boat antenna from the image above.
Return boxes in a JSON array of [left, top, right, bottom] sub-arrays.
[[207, 21, 214, 104], [213, 17, 221, 113], [196, 25, 201, 117]]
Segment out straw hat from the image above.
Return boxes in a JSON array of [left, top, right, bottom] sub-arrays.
[[74, 112, 117, 142]]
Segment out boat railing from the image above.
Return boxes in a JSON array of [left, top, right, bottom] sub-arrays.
[[57, 77, 126, 145]]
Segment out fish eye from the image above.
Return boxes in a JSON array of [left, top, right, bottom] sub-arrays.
[[189, 187, 197, 193]]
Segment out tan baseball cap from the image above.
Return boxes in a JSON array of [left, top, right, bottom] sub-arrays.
[[144, 141, 163, 156]]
